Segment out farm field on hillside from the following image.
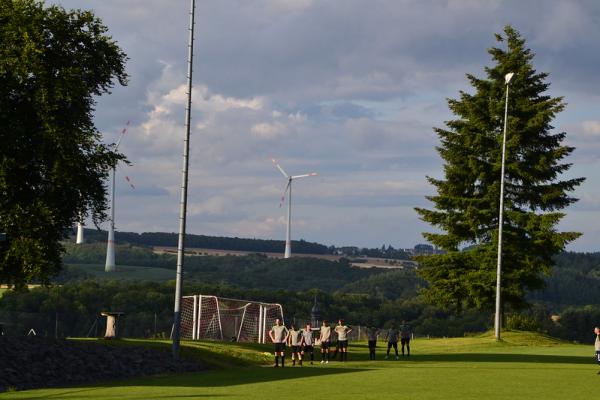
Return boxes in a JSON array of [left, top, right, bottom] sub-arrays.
[[1, 332, 598, 400]]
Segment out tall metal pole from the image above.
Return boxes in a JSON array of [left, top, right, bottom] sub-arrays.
[[494, 72, 514, 340], [172, 0, 196, 360]]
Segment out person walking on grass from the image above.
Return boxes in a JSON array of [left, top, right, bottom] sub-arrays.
[[288, 324, 303, 366], [595, 327, 600, 374], [319, 320, 332, 364], [366, 325, 379, 360], [385, 324, 400, 360], [399, 320, 413, 357], [269, 318, 289, 367], [334, 319, 352, 362], [301, 323, 315, 365]]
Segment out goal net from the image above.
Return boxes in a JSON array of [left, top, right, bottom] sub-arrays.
[[181, 295, 284, 343]]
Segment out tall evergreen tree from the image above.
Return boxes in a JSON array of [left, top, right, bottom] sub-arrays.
[[414, 26, 584, 314]]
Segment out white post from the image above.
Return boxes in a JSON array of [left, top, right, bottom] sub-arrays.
[[262, 307, 268, 344], [494, 72, 514, 341], [105, 167, 116, 272], [237, 304, 248, 342], [258, 304, 263, 344], [197, 295, 202, 339], [192, 295, 198, 340], [216, 299, 223, 340], [284, 182, 292, 258]]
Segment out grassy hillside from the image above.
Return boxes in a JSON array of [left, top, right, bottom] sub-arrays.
[[1, 332, 597, 399]]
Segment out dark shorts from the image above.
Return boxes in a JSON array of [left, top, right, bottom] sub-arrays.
[[302, 345, 314, 353], [321, 340, 331, 349], [368, 340, 377, 349], [338, 340, 348, 349], [291, 345, 300, 353], [274, 342, 286, 353], [387, 342, 398, 349], [401, 338, 411, 346]]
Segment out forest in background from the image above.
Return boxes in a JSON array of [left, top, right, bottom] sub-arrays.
[[1, 241, 600, 343]]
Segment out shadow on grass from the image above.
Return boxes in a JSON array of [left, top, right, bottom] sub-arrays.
[[8, 367, 367, 400]]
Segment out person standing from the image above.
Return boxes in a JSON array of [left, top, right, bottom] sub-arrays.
[[366, 325, 379, 360], [269, 318, 289, 367], [319, 320, 332, 364], [399, 320, 413, 357], [334, 319, 353, 362], [595, 327, 600, 374], [301, 323, 315, 365], [385, 324, 400, 360], [288, 324, 303, 366]]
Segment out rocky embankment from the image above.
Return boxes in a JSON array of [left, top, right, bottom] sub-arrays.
[[0, 337, 206, 392]]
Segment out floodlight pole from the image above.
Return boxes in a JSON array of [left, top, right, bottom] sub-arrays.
[[173, 0, 196, 360], [494, 72, 514, 341]]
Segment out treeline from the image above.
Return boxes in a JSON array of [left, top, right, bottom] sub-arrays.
[[80, 229, 330, 255], [60, 242, 418, 293], [76, 229, 413, 260], [0, 280, 491, 339], [3, 279, 599, 343]]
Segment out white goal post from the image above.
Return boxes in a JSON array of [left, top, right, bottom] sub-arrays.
[[181, 295, 284, 343]]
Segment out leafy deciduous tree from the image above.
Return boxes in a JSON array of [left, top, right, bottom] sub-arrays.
[[0, 0, 128, 287]]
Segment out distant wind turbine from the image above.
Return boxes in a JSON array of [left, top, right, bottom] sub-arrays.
[[105, 121, 132, 272], [272, 158, 317, 258]]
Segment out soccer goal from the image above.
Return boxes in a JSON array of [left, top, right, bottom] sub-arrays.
[[181, 295, 284, 343]]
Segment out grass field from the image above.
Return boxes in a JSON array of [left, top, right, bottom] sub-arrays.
[[1, 331, 598, 400]]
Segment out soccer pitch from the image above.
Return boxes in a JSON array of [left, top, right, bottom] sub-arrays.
[[1, 332, 598, 400]]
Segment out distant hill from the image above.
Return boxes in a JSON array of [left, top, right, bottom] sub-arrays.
[[75, 228, 413, 260], [78, 228, 331, 255]]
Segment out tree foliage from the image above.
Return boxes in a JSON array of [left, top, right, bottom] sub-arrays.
[[0, 0, 128, 287], [415, 26, 583, 313]]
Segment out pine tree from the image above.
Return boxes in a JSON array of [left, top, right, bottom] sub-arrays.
[[414, 26, 584, 314]]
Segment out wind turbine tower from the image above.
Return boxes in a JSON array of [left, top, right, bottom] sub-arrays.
[[76, 221, 84, 244], [105, 121, 130, 272], [272, 159, 317, 258]]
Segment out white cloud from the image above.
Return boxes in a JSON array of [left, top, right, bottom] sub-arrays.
[[48, 0, 600, 251], [582, 120, 600, 136]]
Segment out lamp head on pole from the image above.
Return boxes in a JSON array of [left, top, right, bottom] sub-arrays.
[[504, 72, 515, 84]]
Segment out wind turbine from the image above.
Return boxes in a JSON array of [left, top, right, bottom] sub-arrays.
[[272, 158, 317, 258], [76, 219, 84, 244], [105, 121, 131, 272]]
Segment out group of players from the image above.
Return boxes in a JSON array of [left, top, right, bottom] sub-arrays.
[[268, 318, 413, 367]]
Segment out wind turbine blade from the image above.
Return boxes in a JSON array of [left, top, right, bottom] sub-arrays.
[[279, 181, 291, 208], [124, 175, 135, 190], [271, 158, 289, 178], [114, 120, 131, 150], [291, 172, 318, 179]]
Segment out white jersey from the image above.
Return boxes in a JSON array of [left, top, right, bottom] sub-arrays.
[[301, 329, 314, 346], [289, 329, 302, 346], [320, 325, 331, 342], [595, 334, 600, 351], [270, 325, 288, 343], [335, 325, 350, 341]]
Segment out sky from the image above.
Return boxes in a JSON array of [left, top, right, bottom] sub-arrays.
[[52, 0, 600, 251]]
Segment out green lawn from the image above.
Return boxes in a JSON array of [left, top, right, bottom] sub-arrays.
[[2, 332, 598, 400]]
